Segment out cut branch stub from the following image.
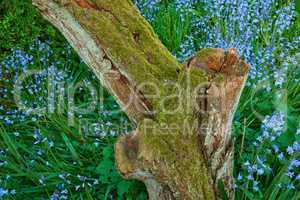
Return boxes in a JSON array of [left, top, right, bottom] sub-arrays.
[[116, 48, 249, 199], [32, 1, 249, 199], [188, 48, 249, 194]]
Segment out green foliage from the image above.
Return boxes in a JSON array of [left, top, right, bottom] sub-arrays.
[[0, 0, 60, 59], [151, 3, 191, 54]]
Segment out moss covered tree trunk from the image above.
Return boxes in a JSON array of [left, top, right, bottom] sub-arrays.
[[33, 0, 249, 199]]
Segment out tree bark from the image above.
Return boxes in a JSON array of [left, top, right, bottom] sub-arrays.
[[33, 0, 249, 199]]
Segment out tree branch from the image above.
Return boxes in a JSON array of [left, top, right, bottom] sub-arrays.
[[33, 0, 182, 123]]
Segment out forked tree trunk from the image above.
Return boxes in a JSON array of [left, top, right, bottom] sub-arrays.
[[33, 0, 249, 199]]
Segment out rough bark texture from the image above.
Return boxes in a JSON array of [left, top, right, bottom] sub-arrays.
[[33, 0, 249, 199]]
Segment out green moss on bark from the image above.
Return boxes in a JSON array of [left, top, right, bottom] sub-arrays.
[[61, 1, 178, 97], [137, 118, 216, 199]]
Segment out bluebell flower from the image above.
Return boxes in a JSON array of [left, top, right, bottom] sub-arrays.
[[286, 171, 294, 178], [253, 181, 259, 192], [296, 124, 300, 135], [10, 189, 16, 195], [244, 161, 250, 166], [77, 175, 86, 182], [257, 136, 263, 143], [272, 144, 279, 153], [75, 185, 80, 191], [277, 152, 284, 160], [0, 188, 8, 197], [293, 141, 300, 152], [247, 174, 254, 180], [290, 159, 300, 168], [286, 146, 294, 155], [39, 176, 46, 186], [287, 183, 295, 190], [50, 192, 60, 200], [257, 168, 264, 175], [48, 140, 54, 148], [296, 175, 300, 183], [37, 149, 44, 156], [13, 132, 20, 137], [237, 173, 242, 180], [0, 161, 8, 167], [93, 179, 99, 185]]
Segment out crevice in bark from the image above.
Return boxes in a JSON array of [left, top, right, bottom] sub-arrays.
[[74, 0, 124, 25]]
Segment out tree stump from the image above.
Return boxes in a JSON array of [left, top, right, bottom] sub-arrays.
[[33, 1, 249, 199]]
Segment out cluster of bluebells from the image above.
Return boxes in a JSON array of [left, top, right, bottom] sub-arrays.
[[135, 0, 160, 19], [0, 40, 67, 125], [282, 139, 300, 190], [0, 38, 129, 135], [236, 111, 300, 192], [47, 174, 101, 200], [0, 38, 132, 198], [256, 111, 285, 144], [192, 0, 299, 88], [1, 39, 134, 138], [137, 0, 300, 88], [0, 127, 106, 199], [0, 187, 16, 198]]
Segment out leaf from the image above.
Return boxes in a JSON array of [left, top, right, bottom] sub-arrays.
[[217, 180, 229, 200], [96, 159, 113, 182], [102, 146, 113, 159], [136, 192, 148, 200], [117, 180, 132, 198], [61, 133, 83, 166], [240, 188, 255, 200]]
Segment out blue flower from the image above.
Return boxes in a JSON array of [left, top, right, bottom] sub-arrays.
[[296, 124, 300, 135], [290, 159, 300, 168], [244, 161, 250, 166], [253, 181, 259, 192], [257, 168, 264, 175], [296, 175, 300, 183], [0, 188, 8, 197], [33, 129, 42, 145], [286, 183, 295, 190], [277, 152, 284, 160], [272, 144, 279, 153], [286, 146, 294, 155], [10, 189, 16, 195], [237, 173, 243, 180], [262, 112, 285, 136], [286, 171, 294, 178], [293, 141, 300, 152], [247, 174, 254, 180]]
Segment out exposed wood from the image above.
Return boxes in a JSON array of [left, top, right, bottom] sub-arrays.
[[33, 0, 249, 199]]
